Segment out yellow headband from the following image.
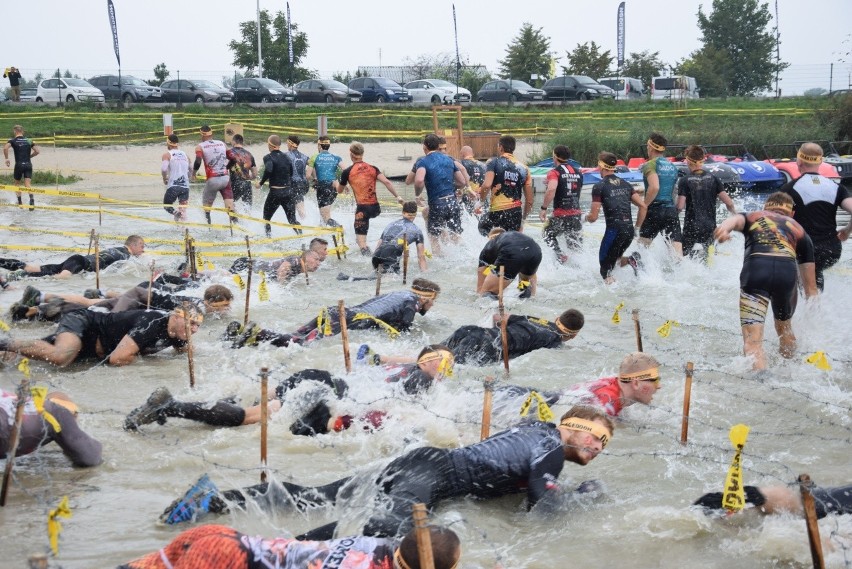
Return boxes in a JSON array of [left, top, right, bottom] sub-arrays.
[[647, 139, 666, 152], [417, 350, 455, 377], [205, 299, 231, 308], [598, 160, 617, 171], [685, 157, 704, 167], [767, 204, 793, 216], [554, 319, 579, 337], [173, 308, 203, 324], [797, 150, 823, 165], [620, 367, 660, 381], [167, 140, 179, 148], [412, 288, 438, 300], [560, 418, 611, 448]]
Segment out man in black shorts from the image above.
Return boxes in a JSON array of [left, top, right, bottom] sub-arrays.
[[477, 228, 542, 298], [459, 144, 486, 213], [257, 134, 299, 237], [714, 192, 817, 370], [286, 135, 310, 220], [539, 145, 584, 263], [638, 133, 683, 257], [3, 124, 40, 209], [0, 304, 200, 367], [225, 134, 257, 211], [478, 135, 533, 235], [0, 234, 145, 279]]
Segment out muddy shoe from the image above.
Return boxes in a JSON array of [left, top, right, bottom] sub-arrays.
[[40, 298, 66, 320], [8, 302, 31, 321], [21, 286, 42, 307], [160, 474, 227, 524], [360, 246, 372, 256], [83, 288, 104, 300], [556, 253, 569, 264], [231, 321, 260, 349], [124, 387, 173, 431]]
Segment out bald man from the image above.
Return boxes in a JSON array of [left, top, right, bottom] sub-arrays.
[[459, 145, 486, 212], [780, 141, 852, 291]]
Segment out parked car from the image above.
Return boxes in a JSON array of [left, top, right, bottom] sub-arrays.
[[0, 92, 8, 103], [88, 75, 162, 102], [35, 78, 105, 103], [543, 75, 614, 100], [159, 79, 233, 103], [293, 79, 361, 103], [651, 76, 699, 100], [762, 143, 842, 184], [233, 78, 295, 103], [19, 88, 37, 102], [348, 77, 410, 103], [476, 80, 545, 102], [404, 79, 471, 104], [598, 77, 645, 100]]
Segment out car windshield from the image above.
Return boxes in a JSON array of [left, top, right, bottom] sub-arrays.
[[374, 78, 401, 88], [193, 80, 222, 89], [257, 79, 285, 88], [64, 79, 92, 87], [122, 77, 148, 86], [429, 80, 456, 88], [509, 81, 535, 90], [575, 76, 597, 85], [599, 79, 624, 90], [320, 80, 348, 90]]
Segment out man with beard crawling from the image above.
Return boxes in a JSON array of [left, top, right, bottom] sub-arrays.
[[0, 235, 146, 280], [228, 278, 440, 348], [159, 405, 614, 536]]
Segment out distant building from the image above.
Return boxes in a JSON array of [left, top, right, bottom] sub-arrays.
[[356, 65, 490, 84]]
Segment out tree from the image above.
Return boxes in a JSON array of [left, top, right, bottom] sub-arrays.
[[696, 0, 787, 96], [459, 67, 491, 96], [401, 53, 457, 82], [621, 50, 666, 89], [498, 23, 551, 84], [332, 71, 353, 84], [677, 45, 732, 98], [221, 72, 244, 89], [228, 9, 313, 85], [152, 63, 170, 84], [562, 42, 613, 80]]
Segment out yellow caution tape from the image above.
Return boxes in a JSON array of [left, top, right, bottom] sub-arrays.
[[722, 424, 750, 513], [656, 320, 681, 338], [517, 280, 530, 291], [258, 271, 270, 302], [0, 319, 10, 332], [47, 496, 72, 556], [31, 386, 61, 433], [352, 313, 400, 338], [519, 391, 555, 422], [0, 184, 100, 199], [805, 351, 831, 371], [195, 251, 205, 268], [707, 244, 716, 267], [611, 302, 625, 324], [17, 357, 30, 378], [233, 274, 246, 291]]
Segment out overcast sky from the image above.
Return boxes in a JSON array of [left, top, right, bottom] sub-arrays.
[[3, 0, 850, 94]]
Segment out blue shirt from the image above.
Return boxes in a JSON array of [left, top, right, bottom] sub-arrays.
[[307, 151, 342, 182], [414, 151, 458, 204], [642, 157, 679, 208]]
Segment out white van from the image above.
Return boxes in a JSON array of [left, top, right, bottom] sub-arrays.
[[651, 76, 699, 100], [598, 76, 645, 100]]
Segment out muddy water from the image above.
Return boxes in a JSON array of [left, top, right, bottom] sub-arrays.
[[0, 176, 851, 568]]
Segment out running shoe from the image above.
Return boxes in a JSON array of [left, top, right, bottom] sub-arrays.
[[28, 196, 35, 211], [160, 474, 226, 524], [326, 218, 341, 228], [40, 298, 65, 320], [231, 321, 260, 349], [21, 286, 41, 307], [360, 247, 372, 256], [8, 302, 30, 321], [356, 344, 381, 366], [83, 289, 103, 299], [124, 387, 173, 431], [627, 252, 642, 276], [518, 287, 532, 299]]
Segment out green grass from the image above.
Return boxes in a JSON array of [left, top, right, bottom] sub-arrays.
[[0, 171, 81, 185]]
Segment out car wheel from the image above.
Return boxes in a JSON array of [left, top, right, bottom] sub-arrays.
[[325, 94, 334, 104], [260, 95, 270, 103], [578, 92, 590, 101], [35, 97, 43, 103], [477, 97, 485, 102], [510, 93, 518, 103], [65, 95, 76, 103], [122, 93, 134, 103], [195, 95, 205, 103], [431, 95, 441, 104], [376, 95, 385, 103]]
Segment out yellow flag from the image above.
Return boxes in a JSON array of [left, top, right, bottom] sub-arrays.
[[233, 274, 246, 291], [424, 250, 433, 259], [805, 351, 831, 371], [205, 261, 215, 271], [517, 280, 531, 291], [519, 391, 554, 422], [0, 319, 10, 332], [722, 424, 750, 513], [31, 386, 61, 432], [258, 271, 270, 302], [656, 320, 680, 338], [195, 251, 205, 267], [707, 244, 716, 267], [47, 496, 72, 555], [611, 302, 625, 325], [17, 358, 31, 378], [317, 308, 333, 336]]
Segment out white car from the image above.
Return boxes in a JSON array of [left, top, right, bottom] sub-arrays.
[[36, 78, 105, 103], [404, 79, 471, 104]]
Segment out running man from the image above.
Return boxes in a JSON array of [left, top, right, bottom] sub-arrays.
[[257, 134, 299, 236], [371, 201, 427, 274], [306, 136, 343, 226], [478, 135, 533, 235], [285, 135, 310, 220], [225, 134, 256, 211], [0, 235, 145, 279], [192, 125, 237, 224], [539, 145, 584, 263], [638, 133, 683, 256], [161, 134, 191, 222], [412, 134, 467, 255], [585, 152, 647, 284], [714, 191, 817, 370], [3, 124, 39, 209], [339, 142, 404, 255], [477, 228, 541, 298], [459, 145, 486, 213]]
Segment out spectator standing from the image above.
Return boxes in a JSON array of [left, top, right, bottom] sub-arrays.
[[3, 67, 22, 101], [3, 124, 39, 209]]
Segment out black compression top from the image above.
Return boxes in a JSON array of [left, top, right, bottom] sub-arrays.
[[591, 174, 638, 225], [259, 149, 293, 188], [677, 169, 725, 228]]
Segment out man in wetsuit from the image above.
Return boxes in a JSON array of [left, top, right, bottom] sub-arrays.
[[539, 145, 584, 264], [477, 228, 542, 298], [780, 141, 852, 292], [412, 134, 467, 256], [585, 152, 647, 284], [371, 201, 427, 274], [224, 134, 256, 211], [161, 405, 613, 539], [306, 136, 343, 226], [230, 278, 441, 348], [285, 135, 311, 221], [0, 390, 101, 467], [0, 304, 200, 367], [0, 234, 145, 279], [257, 134, 297, 236], [460, 144, 486, 213], [161, 134, 191, 222], [3, 124, 39, 209], [339, 142, 404, 255], [119, 523, 461, 569], [714, 191, 817, 370], [638, 133, 683, 257], [229, 250, 323, 282], [479, 135, 533, 236], [694, 480, 852, 519], [192, 125, 237, 225], [675, 145, 736, 261]]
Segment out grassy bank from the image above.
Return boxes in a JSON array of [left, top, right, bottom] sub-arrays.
[[0, 96, 846, 165]]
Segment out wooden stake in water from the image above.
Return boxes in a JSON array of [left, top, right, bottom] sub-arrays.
[[260, 367, 269, 484], [94, 234, 101, 290], [244, 236, 253, 326], [497, 266, 510, 374], [798, 474, 826, 569], [184, 229, 191, 271], [632, 308, 643, 352], [183, 302, 196, 389], [402, 239, 410, 285], [375, 264, 383, 296], [331, 234, 342, 261], [0, 378, 29, 506], [146, 261, 156, 309], [680, 362, 694, 445], [480, 376, 494, 441], [87, 228, 95, 255], [338, 300, 351, 373], [411, 504, 436, 569], [300, 245, 309, 286]]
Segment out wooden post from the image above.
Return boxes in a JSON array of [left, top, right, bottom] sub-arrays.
[[94, 234, 100, 290], [0, 378, 30, 506], [680, 362, 694, 445], [339, 230, 348, 259], [184, 229, 191, 271], [411, 503, 436, 569], [480, 376, 494, 441], [798, 474, 826, 569], [243, 236, 253, 326], [632, 308, 643, 352], [338, 300, 351, 373], [375, 264, 383, 296], [331, 234, 342, 261], [300, 245, 309, 286], [498, 266, 510, 374], [146, 261, 156, 309], [87, 228, 95, 255], [189, 239, 198, 280], [402, 239, 409, 284], [260, 367, 269, 483], [184, 303, 196, 389]]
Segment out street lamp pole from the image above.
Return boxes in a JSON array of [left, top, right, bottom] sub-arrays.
[[257, 0, 263, 77]]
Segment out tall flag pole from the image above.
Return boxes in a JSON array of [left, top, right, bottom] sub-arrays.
[[287, 2, 294, 86], [107, 0, 121, 95], [257, 0, 263, 77], [453, 5, 461, 98], [616, 2, 626, 70]]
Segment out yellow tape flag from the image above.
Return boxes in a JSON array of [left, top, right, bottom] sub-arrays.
[[47, 496, 72, 556], [31, 386, 61, 432], [17, 357, 31, 378], [519, 391, 555, 422], [258, 271, 270, 302], [722, 424, 750, 513], [195, 251, 205, 267], [205, 260, 215, 271], [805, 351, 831, 371], [317, 308, 333, 337], [352, 313, 401, 338], [611, 302, 625, 325], [517, 280, 531, 291], [0, 319, 10, 332], [424, 250, 433, 259], [233, 274, 246, 291], [656, 320, 681, 338], [707, 244, 716, 267]]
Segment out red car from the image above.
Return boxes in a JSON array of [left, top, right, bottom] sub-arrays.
[[763, 144, 841, 183]]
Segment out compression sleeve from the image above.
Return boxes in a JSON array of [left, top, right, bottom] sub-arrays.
[[193, 153, 202, 173], [526, 445, 565, 509], [795, 233, 816, 265], [259, 156, 274, 186], [45, 402, 103, 467]]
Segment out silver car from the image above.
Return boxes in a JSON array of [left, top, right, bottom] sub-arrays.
[[404, 79, 471, 104]]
